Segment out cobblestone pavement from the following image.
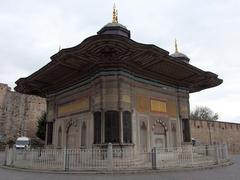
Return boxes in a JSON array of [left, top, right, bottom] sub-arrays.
[[0, 155, 239, 180]]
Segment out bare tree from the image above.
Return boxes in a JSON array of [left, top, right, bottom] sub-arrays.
[[190, 106, 218, 121]]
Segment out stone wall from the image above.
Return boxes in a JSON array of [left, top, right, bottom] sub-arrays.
[[190, 119, 240, 154], [0, 83, 46, 142]]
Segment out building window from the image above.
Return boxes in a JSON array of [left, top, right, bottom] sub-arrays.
[[123, 111, 132, 143], [47, 122, 53, 145], [105, 111, 120, 143], [81, 122, 86, 147], [94, 112, 101, 144], [182, 119, 191, 142]]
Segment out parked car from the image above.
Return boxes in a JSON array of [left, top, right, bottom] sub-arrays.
[[192, 138, 201, 146], [15, 137, 31, 149]]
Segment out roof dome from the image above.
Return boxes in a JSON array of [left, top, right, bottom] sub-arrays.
[[171, 51, 190, 62], [170, 40, 190, 63], [97, 22, 131, 38], [103, 22, 127, 29], [97, 5, 131, 38]]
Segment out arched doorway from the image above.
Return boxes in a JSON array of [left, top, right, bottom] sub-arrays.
[[140, 122, 148, 152]]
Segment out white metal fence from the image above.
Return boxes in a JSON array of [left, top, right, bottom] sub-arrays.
[[5, 144, 229, 171], [152, 144, 229, 169], [0, 150, 5, 165]]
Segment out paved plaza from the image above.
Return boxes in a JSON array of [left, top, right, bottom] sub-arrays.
[[0, 152, 239, 180]]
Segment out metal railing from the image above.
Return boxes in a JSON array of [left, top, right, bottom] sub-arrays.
[[5, 144, 229, 171], [152, 144, 229, 169], [0, 150, 5, 165]]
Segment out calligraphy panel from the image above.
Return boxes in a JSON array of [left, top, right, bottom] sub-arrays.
[[150, 99, 167, 113], [167, 101, 177, 117], [58, 97, 89, 117], [136, 95, 149, 112]]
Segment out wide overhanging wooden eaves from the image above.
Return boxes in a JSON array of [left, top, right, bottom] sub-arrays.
[[15, 34, 223, 97]]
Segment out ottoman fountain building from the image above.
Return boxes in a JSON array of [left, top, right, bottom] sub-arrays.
[[15, 7, 222, 151]]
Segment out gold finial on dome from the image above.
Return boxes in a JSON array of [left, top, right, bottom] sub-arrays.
[[175, 39, 179, 53], [112, 3, 118, 23], [116, 9, 118, 22]]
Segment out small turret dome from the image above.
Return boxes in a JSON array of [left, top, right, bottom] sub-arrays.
[[170, 39, 190, 63]]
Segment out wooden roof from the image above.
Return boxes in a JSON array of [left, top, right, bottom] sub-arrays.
[[15, 34, 222, 97]]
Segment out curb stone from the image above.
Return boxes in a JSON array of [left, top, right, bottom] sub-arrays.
[[0, 161, 233, 175]]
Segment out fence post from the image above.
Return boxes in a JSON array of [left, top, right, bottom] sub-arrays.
[[6, 147, 14, 166], [23, 148, 27, 160], [224, 144, 229, 160], [30, 149, 34, 168], [214, 145, 220, 164], [12, 147, 16, 165], [107, 143, 113, 171], [190, 146, 194, 166], [63, 147, 69, 171], [152, 147, 157, 170], [4, 145, 9, 166]]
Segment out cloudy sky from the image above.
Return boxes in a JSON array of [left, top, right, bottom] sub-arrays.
[[0, 0, 240, 122]]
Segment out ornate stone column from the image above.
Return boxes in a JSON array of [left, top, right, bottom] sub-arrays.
[[119, 110, 123, 143]]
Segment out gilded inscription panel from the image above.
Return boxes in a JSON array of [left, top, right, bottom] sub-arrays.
[[136, 95, 149, 112], [47, 109, 54, 119], [180, 102, 189, 118], [58, 97, 89, 117], [121, 95, 131, 103], [47, 102, 54, 119], [167, 101, 177, 117], [180, 103, 188, 114], [150, 99, 167, 113]]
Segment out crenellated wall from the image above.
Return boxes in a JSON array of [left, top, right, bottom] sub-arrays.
[[190, 119, 240, 154]]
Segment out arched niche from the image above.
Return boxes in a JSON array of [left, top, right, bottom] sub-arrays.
[[140, 121, 148, 152]]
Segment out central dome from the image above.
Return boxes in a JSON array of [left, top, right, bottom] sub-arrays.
[[97, 22, 131, 38], [97, 5, 131, 38], [103, 22, 127, 29]]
